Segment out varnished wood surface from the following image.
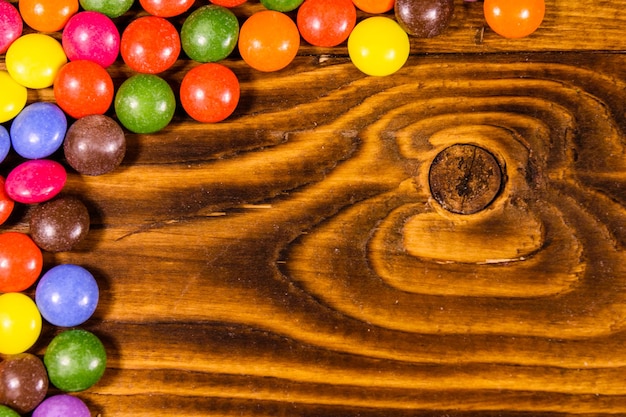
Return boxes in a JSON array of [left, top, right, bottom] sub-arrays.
[[4, 0, 626, 415]]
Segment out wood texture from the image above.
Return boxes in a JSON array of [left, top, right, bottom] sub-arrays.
[[4, 0, 626, 415]]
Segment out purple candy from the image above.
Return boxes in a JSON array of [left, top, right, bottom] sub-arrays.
[[0, 125, 9, 164], [10, 102, 67, 159], [32, 395, 90, 417]]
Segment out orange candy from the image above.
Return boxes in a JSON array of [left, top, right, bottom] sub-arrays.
[[238, 10, 300, 72], [352, 0, 394, 14], [483, 0, 545, 39], [19, 0, 79, 32]]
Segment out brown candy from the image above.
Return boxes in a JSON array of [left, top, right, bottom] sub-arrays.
[[29, 196, 90, 252], [64, 114, 126, 176], [395, 0, 454, 38], [0, 353, 49, 414]]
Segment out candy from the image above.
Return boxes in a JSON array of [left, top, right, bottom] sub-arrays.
[[0, 127, 10, 164], [347, 16, 409, 76], [53, 60, 114, 119], [395, 0, 454, 38], [29, 197, 90, 253], [44, 329, 107, 392], [260, 0, 304, 12], [121, 15, 181, 74], [32, 395, 91, 417], [0, 177, 14, 225], [64, 114, 126, 175], [5, 33, 67, 89], [10, 102, 67, 159], [19, 0, 79, 33], [0, 293, 42, 355], [238, 10, 300, 72], [209, 0, 246, 6], [0, 353, 48, 414], [0, 232, 43, 293], [0, 70, 27, 123], [0, 405, 19, 417], [181, 5, 239, 63], [79, 0, 134, 18], [483, 0, 545, 39], [351, 0, 394, 14], [139, 0, 195, 17], [5, 159, 67, 204], [297, 0, 356, 47], [62, 11, 120, 68], [114, 74, 176, 134], [180, 63, 240, 123], [36, 264, 99, 327], [0, 1, 22, 54]]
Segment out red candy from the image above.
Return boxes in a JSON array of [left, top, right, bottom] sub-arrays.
[[209, 0, 247, 7], [0, 232, 43, 293], [19, 0, 79, 33], [0, 1, 23, 54], [120, 15, 181, 74], [239, 10, 300, 72], [180, 63, 240, 123], [297, 0, 356, 47], [54, 60, 114, 119], [139, 0, 195, 17], [0, 176, 14, 225], [5, 159, 67, 204]]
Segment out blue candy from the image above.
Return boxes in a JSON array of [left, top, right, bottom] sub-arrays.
[[35, 264, 99, 327], [10, 102, 67, 159], [0, 125, 9, 163]]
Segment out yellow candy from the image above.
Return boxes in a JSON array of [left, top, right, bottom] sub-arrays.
[[0, 293, 42, 355], [6, 33, 67, 89], [0, 70, 28, 123], [347, 16, 410, 77]]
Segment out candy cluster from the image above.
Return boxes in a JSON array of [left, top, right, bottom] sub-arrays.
[[0, 0, 546, 415]]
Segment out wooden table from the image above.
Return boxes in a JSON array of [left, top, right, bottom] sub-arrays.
[[4, 1, 626, 415]]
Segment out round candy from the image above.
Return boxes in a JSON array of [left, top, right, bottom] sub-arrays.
[[114, 74, 176, 134], [0, 405, 20, 417], [5, 33, 67, 89], [5, 159, 67, 204], [0, 1, 22, 54], [351, 0, 394, 13], [0, 70, 27, 123], [395, 0, 454, 38], [0, 126, 10, 164], [62, 11, 120, 68], [79, 0, 134, 18], [29, 197, 90, 253], [36, 264, 99, 327], [43, 330, 107, 392], [483, 0, 545, 39], [121, 15, 181, 74], [19, 0, 79, 32], [54, 60, 114, 119], [180, 63, 240, 123], [0, 353, 48, 414], [297, 0, 356, 47], [0, 232, 43, 293], [33, 395, 91, 417], [10, 102, 67, 159], [347, 16, 409, 76], [139, 0, 195, 17], [0, 177, 14, 226], [238, 10, 300, 72], [260, 0, 304, 12], [209, 0, 246, 6], [64, 114, 126, 175], [0, 293, 42, 355], [181, 5, 239, 63]]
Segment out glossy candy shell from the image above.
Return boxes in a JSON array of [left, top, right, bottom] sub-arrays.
[[0, 70, 27, 123], [181, 5, 239, 63], [10, 102, 67, 159], [0, 353, 48, 414], [0, 232, 43, 293], [33, 395, 91, 417], [180, 63, 240, 123], [0, 1, 22, 54], [54, 60, 114, 119], [5, 33, 67, 89], [62, 11, 120, 68], [5, 159, 67, 204], [0, 293, 42, 355], [121, 16, 181, 74]]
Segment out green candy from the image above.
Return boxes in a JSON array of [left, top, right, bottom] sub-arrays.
[[181, 5, 239, 63], [260, 0, 305, 12], [44, 329, 107, 392], [114, 74, 176, 134], [78, 0, 134, 18], [0, 406, 20, 417]]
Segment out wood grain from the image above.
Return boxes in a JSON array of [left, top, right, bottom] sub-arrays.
[[3, 1, 626, 416]]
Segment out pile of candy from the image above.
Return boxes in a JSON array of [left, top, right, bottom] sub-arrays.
[[0, 0, 546, 415]]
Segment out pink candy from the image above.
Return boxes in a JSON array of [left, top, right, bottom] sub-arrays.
[[0, 1, 23, 54], [5, 160, 67, 204], [62, 11, 120, 68]]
